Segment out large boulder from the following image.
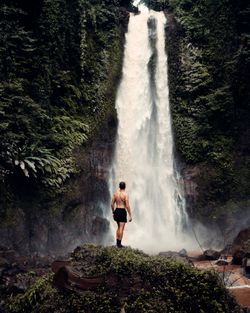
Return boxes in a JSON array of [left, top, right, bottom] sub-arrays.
[[232, 227, 250, 251], [231, 227, 250, 265], [195, 249, 221, 261], [242, 254, 250, 277], [3, 245, 242, 313], [232, 249, 246, 265], [158, 249, 192, 264]]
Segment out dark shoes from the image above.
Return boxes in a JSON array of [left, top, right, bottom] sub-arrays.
[[116, 239, 125, 248]]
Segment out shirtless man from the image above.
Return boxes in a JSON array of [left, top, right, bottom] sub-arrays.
[[111, 181, 132, 248]]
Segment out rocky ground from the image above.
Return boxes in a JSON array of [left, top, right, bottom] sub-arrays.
[[157, 246, 250, 310], [1, 251, 249, 311], [192, 255, 250, 309], [2, 245, 242, 313], [190, 227, 250, 310], [0, 246, 55, 312], [0, 227, 249, 312]]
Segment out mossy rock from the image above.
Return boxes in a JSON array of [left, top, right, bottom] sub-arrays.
[[6, 245, 242, 313]]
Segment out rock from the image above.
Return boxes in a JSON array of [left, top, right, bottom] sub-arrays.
[[203, 249, 220, 260], [5, 245, 243, 313], [4, 266, 24, 277], [242, 254, 250, 277], [159, 251, 180, 258], [233, 227, 250, 245], [215, 259, 229, 266], [0, 249, 55, 303], [159, 250, 193, 265], [0, 257, 9, 268], [232, 227, 250, 249], [179, 249, 188, 257], [0, 248, 18, 263], [0, 245, 9, 251], [194, 249, 222, 261], [0, 110, 117, 255], [196, 254, 207, 261], [232, 249, 245, 265], [229, 288, 250, 311], [52, 260, 120, 291], [220, 243, 233, 255], [230, 227, 250, 266], [181, 166, 200, 215]]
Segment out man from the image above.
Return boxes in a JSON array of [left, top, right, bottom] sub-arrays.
[[111, 181, 132, 248]]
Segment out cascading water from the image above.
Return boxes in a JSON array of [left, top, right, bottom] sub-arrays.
[[108, 2, 190, 253]]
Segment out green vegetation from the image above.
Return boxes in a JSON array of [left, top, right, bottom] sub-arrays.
[[0, 0, 132, 189], [0, 0, 134, 227], [144, 0, 250, 220], [6, 245, 242, 313]]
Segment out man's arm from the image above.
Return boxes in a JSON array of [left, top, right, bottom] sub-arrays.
[[111, 194, 116, 213], [125, 194, 132, 222]]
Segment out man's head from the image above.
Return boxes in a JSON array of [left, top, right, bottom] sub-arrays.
[[119, 181, 126, 190]]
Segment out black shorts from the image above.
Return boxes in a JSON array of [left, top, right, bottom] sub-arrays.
[[113, 208, 127, 223]]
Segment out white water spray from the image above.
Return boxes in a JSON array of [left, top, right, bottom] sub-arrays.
[[109, 3, 191, 253]]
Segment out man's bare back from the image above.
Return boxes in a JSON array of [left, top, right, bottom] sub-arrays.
[[113, 189, 128, 208]]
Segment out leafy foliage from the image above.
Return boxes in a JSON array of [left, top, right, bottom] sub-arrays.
[[0, 0, 134, 242], [6, 245, 242, 313], [0, 0, 132, 190]]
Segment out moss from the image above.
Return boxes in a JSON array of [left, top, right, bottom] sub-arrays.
[[6, 245, 242, 313], [163, 2, 250, 225], [0, 1, 127, 242]]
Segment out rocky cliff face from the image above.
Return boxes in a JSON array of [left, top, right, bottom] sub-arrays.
[[0, 0, 131, 255], [165, 6, 250, 241], [0, 117, 117, 255]]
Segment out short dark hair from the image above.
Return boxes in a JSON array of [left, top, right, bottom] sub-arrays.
[[119, 181, 126, 190]]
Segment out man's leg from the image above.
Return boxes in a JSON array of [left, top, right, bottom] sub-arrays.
[[116, 222, 120, 243], [116, 222, 126, 247]]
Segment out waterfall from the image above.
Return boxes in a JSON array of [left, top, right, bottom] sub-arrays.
[[108, 3, 190, 253]]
